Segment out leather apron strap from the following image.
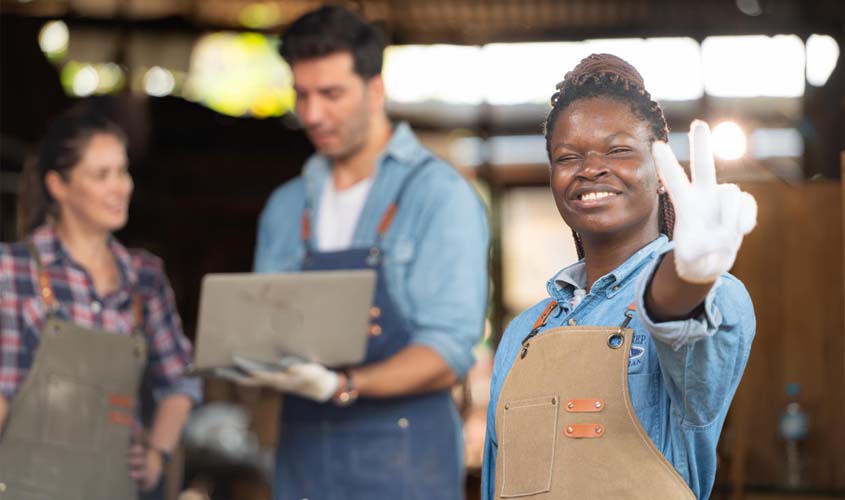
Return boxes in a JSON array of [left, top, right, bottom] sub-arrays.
[[493, 304, 695, 499]]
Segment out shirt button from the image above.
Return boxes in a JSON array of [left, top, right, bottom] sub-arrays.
[[612, 285, 620, 291], [568, 318, 577, 326], [397, 418, 409, 429], [91, 301, 102, 314]]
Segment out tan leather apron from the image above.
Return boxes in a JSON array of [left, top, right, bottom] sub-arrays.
[[494, 302, 695, 499], [0, 246, 147, 500]]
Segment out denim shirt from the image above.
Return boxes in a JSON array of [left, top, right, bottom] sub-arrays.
[[254, 123, 490, 379], [481, 235, 755, 500]]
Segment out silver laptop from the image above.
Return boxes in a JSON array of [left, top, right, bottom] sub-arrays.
[[192, 270, 376, 371]]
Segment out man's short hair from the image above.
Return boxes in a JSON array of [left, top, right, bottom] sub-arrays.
[[280, 6, 385, 80]]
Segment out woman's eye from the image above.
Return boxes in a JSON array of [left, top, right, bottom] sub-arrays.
[[555, 155, 579, 164], [608, 147, 632, 155]]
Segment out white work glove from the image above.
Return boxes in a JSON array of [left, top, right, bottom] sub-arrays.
[[216, 356, 339, 403], [651, 120, 758, 284]]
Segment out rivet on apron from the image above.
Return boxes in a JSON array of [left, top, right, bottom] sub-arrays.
[[366, 247, 381, 266], [398, 417, 409, 429], [369, 306, 381, 318], [368, 324, 382, 336], [595, 401, 602, 409], [505, 403, 510, 410], [567, 402, 574, 409], [551, 397, 556, 404], [607, 332, 624, 349], [566, 426, 574, 434], [595, 426, 603, 434]]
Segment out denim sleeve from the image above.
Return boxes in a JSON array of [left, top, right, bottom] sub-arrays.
[[406, 176, 490, 379], [254, 179, 305, 273], [635, 249, 756, 427]]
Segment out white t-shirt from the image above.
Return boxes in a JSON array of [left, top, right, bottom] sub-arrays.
[[316, 176, 374, 252]]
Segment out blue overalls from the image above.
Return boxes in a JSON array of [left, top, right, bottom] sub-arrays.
[[273, 167, 464, 500]]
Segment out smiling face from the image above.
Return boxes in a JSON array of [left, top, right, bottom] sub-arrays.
[[549, 97, 660, 245], [47, 133, 133, 234]]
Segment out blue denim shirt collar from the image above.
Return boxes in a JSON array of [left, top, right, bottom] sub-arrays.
[[301, 122, 431, 204], [547, 234, 670, 306]]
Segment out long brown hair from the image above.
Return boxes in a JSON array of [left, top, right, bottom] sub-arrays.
[[17, 108, 127, 238], [543, 53, 675, 260]]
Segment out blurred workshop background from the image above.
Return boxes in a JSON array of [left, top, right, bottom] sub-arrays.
[[0, 1, 843, 499]]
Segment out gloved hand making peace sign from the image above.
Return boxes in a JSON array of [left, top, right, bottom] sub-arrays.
[[651, 120, 758, 284]]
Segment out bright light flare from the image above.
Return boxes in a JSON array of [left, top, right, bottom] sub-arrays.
[[39, 21, 69, 58], [712, 121, 746, 160], [144, 66, 175, 97], [72, 65, 99, 96], [806, 34, 839, 87]]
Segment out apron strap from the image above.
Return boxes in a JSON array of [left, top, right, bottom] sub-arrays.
[[300, 162, 431, 252], [28, 242, 59, 313], [132, 294, 144, 332], [520, 300, 637, 359], [27, 242, 145, 331]]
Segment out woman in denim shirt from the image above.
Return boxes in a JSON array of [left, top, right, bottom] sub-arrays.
[[482, 54, 757, 500]]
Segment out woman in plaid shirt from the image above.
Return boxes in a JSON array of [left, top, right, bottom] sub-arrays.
[[0, 108, 201, 497]]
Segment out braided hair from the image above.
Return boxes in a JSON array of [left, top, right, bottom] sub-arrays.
[[543, 53, 675, 259]]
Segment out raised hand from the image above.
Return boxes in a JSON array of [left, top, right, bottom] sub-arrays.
[[651, 120, 758, 284]]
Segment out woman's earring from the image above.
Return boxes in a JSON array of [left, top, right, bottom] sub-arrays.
[[657, 183, 667, 194]]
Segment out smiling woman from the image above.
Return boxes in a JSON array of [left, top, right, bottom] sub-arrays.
[[481, 54, 758, 500], [0, 107, 201, 500]]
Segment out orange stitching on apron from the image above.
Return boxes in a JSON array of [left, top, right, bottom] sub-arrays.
[[109, 411, 134, 427], [109, 393, 135, 409]]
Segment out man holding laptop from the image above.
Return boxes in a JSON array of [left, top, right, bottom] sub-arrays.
[[231, 6, 489, 499]]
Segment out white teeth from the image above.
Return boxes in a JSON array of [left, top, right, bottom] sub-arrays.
[[580, 191, 616, 201]]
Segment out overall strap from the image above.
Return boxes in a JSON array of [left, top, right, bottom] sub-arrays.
[[300, 163, 431, 252], [373, 163, 429, 243]]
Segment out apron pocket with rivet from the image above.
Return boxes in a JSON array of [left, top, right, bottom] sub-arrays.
[[500, 395, 559, 498]]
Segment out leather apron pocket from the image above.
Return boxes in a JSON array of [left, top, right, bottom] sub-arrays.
[[499, 395, 560, 498]]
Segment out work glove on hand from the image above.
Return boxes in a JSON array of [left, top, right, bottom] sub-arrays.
[[651, 120, 758, 284], [216, 356, 339, 403]]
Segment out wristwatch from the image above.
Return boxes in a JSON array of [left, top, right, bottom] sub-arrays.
[[333, 370, 359, 406]]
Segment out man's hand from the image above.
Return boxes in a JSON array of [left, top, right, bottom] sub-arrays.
[[652, 120, 758, 284], [217, 356, 339, 403]]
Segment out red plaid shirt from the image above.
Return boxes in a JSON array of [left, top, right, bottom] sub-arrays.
[[0, 225, 201, 402]]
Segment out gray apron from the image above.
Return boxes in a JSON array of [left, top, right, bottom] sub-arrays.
[[494, 302, 695, 499], [0, 246, 147, 500]]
